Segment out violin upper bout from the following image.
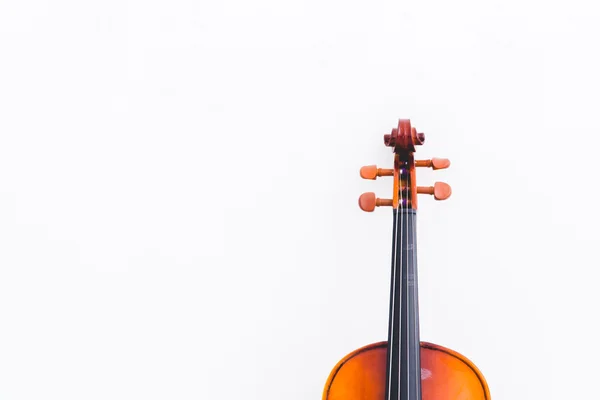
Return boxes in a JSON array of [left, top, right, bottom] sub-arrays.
[[323, 342, 490, 400]]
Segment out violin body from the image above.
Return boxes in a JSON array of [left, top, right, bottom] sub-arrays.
[[323, 342, 490, 400]]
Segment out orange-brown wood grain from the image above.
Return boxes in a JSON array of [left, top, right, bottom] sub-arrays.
[[323, 342, 490, 400], [392, 154, 400, 209], [408, 153, 418, 210]]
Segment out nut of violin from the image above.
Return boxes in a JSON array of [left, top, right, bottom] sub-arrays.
[[431, 158, 451, 170], [359, 192, 377, 212], [433, 182, 452, 200], [360, 165, 379, 180]]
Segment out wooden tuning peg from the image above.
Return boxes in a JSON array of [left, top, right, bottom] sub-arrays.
[[358, 192, 393, 212], [417, 182, 452, 200], [360, 165, 394, 180], [415, 158, 451, 170]]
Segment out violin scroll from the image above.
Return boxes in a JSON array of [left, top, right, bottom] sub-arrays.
[[359, 118, 452, 211], [383, 119, 425, 152]]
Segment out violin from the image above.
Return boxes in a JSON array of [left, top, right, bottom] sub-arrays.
[[322, 120, 490, 400]]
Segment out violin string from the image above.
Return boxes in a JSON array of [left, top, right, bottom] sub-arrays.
[[388, 162, 401, 400], [411, 193, 420, 400], [399, 164, 406, 400], [387, 194, 399, 400], [407, 167, 411, 400]]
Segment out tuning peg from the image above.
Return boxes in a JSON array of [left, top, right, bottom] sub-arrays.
[[360, 165, 394, 180], [417, 182, 452, 200], [358, 192, 393, 212], [415, 158, 451, 170]]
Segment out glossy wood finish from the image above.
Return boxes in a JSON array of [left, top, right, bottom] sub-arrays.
[[323, 341, 490, 400]]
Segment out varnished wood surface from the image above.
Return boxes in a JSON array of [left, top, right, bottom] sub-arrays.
[[323, 341, 490, 400]]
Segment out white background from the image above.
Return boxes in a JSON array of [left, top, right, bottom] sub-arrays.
[[1, 1, 599, 399]]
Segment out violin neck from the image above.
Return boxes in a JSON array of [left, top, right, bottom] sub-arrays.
[[385, 208, 422, 400]]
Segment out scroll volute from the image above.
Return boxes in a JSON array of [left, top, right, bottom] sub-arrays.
[[385, 119, 423, 210]]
